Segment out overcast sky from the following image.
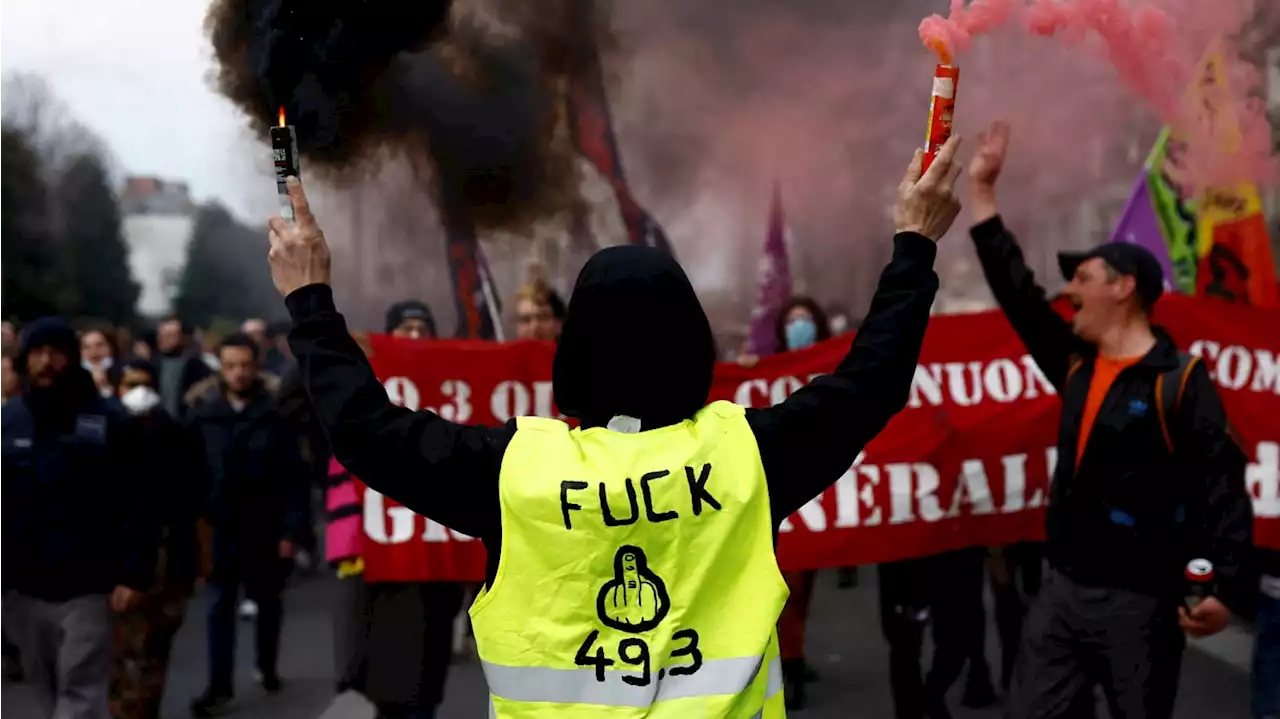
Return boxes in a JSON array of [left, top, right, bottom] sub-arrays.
[[1, 0, 276, 220]]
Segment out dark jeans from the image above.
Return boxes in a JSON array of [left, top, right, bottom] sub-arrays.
[[1006, 569, 1183, 719], [363, 582, 464, 710], [206, 534, 286, 692], [1256, 584, 1280, 719], [879, 548, 987, 719], [333, 574, 370, 694], [990, 542, 1044, 689]]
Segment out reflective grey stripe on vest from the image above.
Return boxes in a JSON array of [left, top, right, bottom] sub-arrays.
[[483, 655, 780, 709], [749, 658, 784, 719]]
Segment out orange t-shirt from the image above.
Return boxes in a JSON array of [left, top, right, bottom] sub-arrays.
[[1076, 355, 1144, 466]]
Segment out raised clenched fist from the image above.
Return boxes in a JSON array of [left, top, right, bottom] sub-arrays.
[[597, 546, 669, 633]]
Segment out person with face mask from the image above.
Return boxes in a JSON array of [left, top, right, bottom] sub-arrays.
[[767, 296, 830, 710], [80, 327, 118, 398], [266, 135, 962, 718], [968, 120, 1253, 719], [109, 360, 205, 719]]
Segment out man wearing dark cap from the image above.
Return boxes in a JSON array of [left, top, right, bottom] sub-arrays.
[[967, 122, 1253, 719], [2, 318, 155, 719], [386, 300, 438, 339]]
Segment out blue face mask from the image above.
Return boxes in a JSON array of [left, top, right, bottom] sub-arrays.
[[785, 318, 818, 351]]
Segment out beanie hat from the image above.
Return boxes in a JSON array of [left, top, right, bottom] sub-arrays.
[[384, 300, 437, 336]]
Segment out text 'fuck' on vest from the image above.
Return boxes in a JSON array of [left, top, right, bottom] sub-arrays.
[[470, 401, 789, 718]]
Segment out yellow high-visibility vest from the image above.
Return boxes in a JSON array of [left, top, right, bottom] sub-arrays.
[[471, 400, 789, 718]]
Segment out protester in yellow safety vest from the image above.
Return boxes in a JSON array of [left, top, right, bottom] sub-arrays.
[[265, 136, 965, 718]]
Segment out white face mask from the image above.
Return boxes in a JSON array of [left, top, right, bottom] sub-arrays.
[[82, 356, 114, 372], [120, 386, 161, 416]]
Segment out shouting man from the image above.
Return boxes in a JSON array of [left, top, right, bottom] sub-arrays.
[[967, 121, 1253, 719]]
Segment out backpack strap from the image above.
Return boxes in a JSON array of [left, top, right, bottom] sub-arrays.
[[1066, 355, 1084, 384], [1155, 352, 1198, 454]]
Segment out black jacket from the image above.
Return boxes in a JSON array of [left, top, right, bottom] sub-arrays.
[[971, 215, 1254, 606], [187, 381, 310, 543], [2, 372, 155, 600], [124, 407, 206, 590], [287, 234, 940, 585]]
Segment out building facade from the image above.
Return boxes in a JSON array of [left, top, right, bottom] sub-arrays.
[[120, 176, 196, 318]]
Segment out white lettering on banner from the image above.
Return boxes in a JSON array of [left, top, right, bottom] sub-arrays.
[[383, 376, 421, 410], [999, 453, 1049, 513], [490, 380, 557, 421], [382, 376, 474, 420], [775, 442, 1280, 533], [1188, 341, 1280, 394], [1250, 442, 1280, 519], [364, 487, 415, 544], [731, 355, 1058, 410], [728, 344, 1275, 405], [364, 487, 474, 544], [907, 355, 1055, 409], [949, 459, 996, 517], [779, 449, 1053, 533], [833, 453, 882, 527], [731, 374, 824, 407]]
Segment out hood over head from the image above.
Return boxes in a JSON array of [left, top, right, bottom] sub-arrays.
[[17, 317, 81, 373], [553, 245, 715, 431], [16, 317, 100, 426]]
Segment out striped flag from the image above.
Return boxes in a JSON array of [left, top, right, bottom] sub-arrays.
[[566, 30, 675, 254], [441, 197, 504, 340], [746, 184, 794, 357]]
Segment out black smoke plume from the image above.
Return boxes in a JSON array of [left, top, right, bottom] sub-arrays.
[[206, 0, 590, 230]]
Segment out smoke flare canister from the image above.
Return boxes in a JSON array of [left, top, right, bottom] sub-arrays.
[[1184, 558, 1215, 608], [271, 112, 300, 223], [922, 64, 960, 174]]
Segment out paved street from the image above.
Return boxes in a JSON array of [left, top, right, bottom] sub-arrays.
[[3, 569, 1255, 719]]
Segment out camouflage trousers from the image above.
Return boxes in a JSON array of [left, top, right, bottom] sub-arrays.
[[109, 586, 188, 719]]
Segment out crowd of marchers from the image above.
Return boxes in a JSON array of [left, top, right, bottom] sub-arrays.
[[2, 121, 1279, 719]]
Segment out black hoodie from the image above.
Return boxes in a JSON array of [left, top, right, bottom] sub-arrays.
[[287, 233, 940, 584], [553, 245, 716, 431]]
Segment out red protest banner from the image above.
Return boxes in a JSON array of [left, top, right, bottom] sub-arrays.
[[356, 294, 1280, 582]]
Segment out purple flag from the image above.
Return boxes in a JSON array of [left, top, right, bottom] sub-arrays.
[[1109, 173, 1176, 286], [746, 184, 794, 357]]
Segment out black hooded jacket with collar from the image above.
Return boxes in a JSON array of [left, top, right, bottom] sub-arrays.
[[287, 234, 940, 585]]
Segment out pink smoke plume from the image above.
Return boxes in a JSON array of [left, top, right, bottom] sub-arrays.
[[919, 0, 1021, 63], [918, 0, 1278, 189]]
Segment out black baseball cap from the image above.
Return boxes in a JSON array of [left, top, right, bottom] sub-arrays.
[[1057, 243, 1165, 310]]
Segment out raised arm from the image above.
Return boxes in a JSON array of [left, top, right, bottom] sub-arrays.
[[967, 121, 1077, 390], [750, 138, 959, 521], [271, 180, 510, 540]]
